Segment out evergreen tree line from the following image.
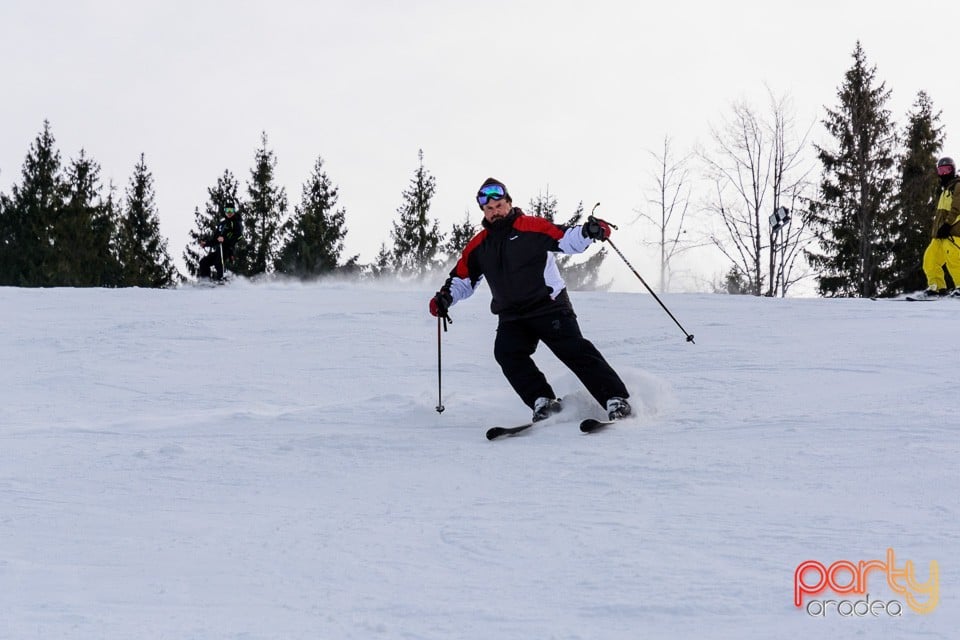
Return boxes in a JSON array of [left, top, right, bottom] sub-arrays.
[[0, 122, 177, 287], [0, 41, 946, 296], [0, 128, 602, 288], [808, 42, 945, 297]]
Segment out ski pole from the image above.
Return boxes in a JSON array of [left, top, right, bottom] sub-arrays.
[[435, 311, 451, 413], [219, 242, 225, 279], [590, 204, 695, 344]]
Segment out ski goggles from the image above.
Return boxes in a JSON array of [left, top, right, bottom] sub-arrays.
[[476, 184, 506, 206], [938, 165, 955, 176], [224, 206, 236, 214]]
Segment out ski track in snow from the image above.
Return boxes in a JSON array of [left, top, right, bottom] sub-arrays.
[[0, 282, 956, 639]]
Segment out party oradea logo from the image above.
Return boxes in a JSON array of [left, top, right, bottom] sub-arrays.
[[794, 548, 938, 617]]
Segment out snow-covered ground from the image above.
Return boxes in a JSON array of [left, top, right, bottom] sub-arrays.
[[1, 280, 956, 639]]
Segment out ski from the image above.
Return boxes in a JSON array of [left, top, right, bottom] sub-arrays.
[[873, 296, 943, 301], [580, 418, 616, 433], [190, 279, 228, 288], [899, 291, 960, 301], [486, 423, 534, 440], [487, 415, 624, 439]]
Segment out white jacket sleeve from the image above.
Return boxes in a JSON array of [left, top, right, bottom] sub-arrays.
[[557, 226, 593, 255], [446, 274, 481, 306]]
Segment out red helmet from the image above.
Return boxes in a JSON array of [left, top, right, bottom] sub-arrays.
[[937, 157, 955, 177]]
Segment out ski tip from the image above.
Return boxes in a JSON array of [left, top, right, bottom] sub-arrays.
[[579, 418, 614, 433], [486, 423, 535, 440]]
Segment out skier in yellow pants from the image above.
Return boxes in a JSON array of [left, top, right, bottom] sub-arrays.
[[920, 157, 960, 298]]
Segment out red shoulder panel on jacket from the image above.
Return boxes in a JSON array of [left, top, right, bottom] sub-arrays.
[[512, 213, 564, 240], [455, 229, 488, 279]]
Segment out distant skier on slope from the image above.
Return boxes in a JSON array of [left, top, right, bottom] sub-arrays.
[[917, 157, 960, 299], [428, 177, 631, 423], [198, 201, 243, 282]]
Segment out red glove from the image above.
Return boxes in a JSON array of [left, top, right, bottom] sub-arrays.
[[429, 290, 453, 317], [582, 217, 612, 241]]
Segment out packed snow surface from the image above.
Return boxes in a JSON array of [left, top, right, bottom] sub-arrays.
[[1, 280, 956, 639]]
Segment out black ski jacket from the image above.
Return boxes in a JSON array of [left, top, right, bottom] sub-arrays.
[[442, 208, 594, 320], [203, 214, 243, 256]]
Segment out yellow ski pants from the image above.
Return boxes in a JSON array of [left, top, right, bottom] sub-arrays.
[[923, 237, 960, 290]]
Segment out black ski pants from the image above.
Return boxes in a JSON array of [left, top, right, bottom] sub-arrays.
[[493, 309, 629, 409], [198, 247, 230, 279]]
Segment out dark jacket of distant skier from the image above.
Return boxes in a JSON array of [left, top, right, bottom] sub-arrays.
[[198, 206, 243, 280]]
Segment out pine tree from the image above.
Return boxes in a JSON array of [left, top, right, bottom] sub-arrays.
[[886, 91, 943, 295], [807, 42, 899, 298], [105, 183, 123, 282], [183, 171, 241, 277], [182, 206, 206, 278], [242, 132, 287, 277], [0, 121, 64, 285], [0, 123, 120, 286], [390, 149, 442, 277], [370, 242, 393, 278], [54, 149, 121, 286], [117, 154, 178, 287], [724, 266, 751, 294], [0, 193, 7, 277], [275, 156, 349, 277], [442, 211, 477, 268], [528, 188, 559, 222]]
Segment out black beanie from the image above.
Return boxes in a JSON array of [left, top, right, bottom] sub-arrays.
[[478, 177, 511, 201]]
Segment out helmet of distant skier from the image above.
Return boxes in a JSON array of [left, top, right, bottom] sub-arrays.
[[937, 157, 956, 178]]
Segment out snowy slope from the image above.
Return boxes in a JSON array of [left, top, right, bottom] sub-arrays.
[[0, 281, 956, 640]]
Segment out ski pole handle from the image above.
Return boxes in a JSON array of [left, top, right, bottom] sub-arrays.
[[589, 202, 618, 231]]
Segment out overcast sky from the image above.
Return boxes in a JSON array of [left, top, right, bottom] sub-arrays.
[[0, 1, 952, 288]]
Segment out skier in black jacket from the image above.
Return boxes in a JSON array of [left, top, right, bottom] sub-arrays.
[[198, 202, 243, 281], [429, 177, 631, 423]]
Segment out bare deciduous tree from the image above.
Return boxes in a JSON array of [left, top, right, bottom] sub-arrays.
[[635, 136, 701, 292], [701, 88, 815, 296]]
